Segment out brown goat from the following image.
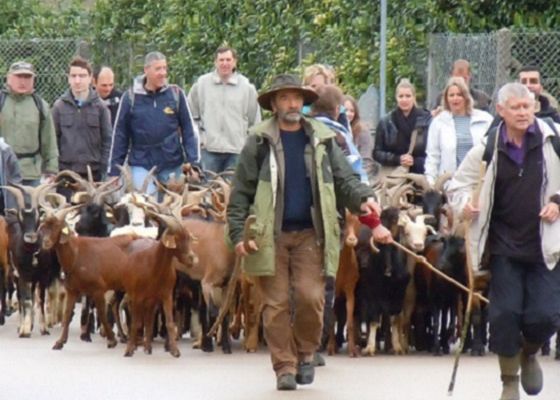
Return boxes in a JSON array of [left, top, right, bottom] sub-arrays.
[[39, 204, 137, 351], [121, 209, 197, 358]]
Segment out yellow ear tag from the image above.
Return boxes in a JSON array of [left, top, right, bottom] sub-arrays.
[[62, 226, 70, 235]]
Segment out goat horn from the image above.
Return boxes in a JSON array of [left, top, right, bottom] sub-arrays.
[[390, 184, 414, 208], [140, 166, 158, 194], [55, 170, 95, 196], [403, 173, 432, 192], [93, 177, 122, 205], [146, 209, 183, 233], [38, 185, 66, 213], [0, 185, 25, 210], [434, 172, 453, 193], [116, 164, 135, 193]]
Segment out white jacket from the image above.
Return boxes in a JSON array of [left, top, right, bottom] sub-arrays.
[[424, 109, 493, 185], [447, 118, 560, 271]]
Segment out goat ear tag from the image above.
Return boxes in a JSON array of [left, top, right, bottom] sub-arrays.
[[62, 226, 70, 235], [162, 232, 177, 249]]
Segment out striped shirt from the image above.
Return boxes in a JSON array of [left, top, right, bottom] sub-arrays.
[[453, 115, 472, 164]]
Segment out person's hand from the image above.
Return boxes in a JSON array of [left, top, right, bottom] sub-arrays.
[[540, 202, 560, 223], [431, 106, 443, 117], [42, 174, 55, 184], [400, 154, 414, 167], [372, 224, 393, 244], [360, 197, 381, 217], [235, 240, 259, 257], [462, 202, 480, 221]]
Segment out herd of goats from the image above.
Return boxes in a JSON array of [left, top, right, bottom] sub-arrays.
[[0, 161, 559, 361]]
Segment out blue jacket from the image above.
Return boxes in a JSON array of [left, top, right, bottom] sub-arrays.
[[108, 76, 200, 176]]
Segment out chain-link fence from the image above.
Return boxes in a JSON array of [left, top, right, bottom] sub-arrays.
[[427, 29, 560, 112], [0, 39, 87, 104]]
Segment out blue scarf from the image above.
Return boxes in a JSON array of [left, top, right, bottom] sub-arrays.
[[314, 115, 368, 183]]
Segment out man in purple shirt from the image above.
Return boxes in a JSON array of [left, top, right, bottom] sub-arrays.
[[449, 82, 560, 400]]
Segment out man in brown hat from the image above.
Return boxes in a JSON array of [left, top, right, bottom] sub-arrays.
[[0, 61, 58, 185], [227, 74, 392, 390]]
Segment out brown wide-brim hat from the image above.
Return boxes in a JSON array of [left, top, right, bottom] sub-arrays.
[[258, 74, 318, 111]]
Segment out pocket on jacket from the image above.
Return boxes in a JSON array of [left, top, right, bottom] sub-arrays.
[[86, 111, 100, 128], [161, 133, 180, 152], [60, 113, 74, 127]]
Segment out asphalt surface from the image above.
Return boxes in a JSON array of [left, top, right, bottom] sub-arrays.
[[1, 312, 559, 400]]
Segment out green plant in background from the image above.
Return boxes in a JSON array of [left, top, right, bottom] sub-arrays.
[[2, 0, 560, 108]]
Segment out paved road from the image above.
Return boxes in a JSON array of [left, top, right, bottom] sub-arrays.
[[1, 313, 559, 400]]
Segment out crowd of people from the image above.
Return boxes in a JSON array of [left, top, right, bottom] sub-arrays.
[[0, 48, 559, 399]]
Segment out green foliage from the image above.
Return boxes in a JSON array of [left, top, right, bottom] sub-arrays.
[[2, 0, 560, 106]]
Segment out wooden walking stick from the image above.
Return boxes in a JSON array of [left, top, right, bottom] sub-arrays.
[[208, 215, 257, 337], [448, 161, 487, 395]]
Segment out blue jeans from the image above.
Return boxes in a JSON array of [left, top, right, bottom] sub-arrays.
[[130, 165, 183, 196], [201, 149, 238, 173], [488, 255, 560, 356]]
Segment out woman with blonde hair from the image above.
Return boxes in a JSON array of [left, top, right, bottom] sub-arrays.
[[374, 78, 431, 174], [424, 76, 493, 185]]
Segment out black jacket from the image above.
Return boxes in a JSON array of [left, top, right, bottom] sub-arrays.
[[373, 108, 431, 174], [52, 89, 112, 174]]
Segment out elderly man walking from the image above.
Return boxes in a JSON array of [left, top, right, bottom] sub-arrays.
[[0, 61, 58, 186], [448, 82, 560, 400], [109, 51, 199, 192], [227, 74, 391, 391], [188, 46, 260, 173]]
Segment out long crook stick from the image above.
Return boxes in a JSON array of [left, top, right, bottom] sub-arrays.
[[389, 240, 488, 304], [208, 215, 257, 337], [448, 161, 487, 395]]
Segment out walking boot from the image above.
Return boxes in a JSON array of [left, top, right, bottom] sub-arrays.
[[499, 354, 521, 400], [520, 342, 543, 395], [276, 373, 297, 391], [499, 375, 520, 400], [296, 362, 315, 385]]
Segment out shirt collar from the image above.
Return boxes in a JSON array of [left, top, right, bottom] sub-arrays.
[[212, 70, 238, 85]]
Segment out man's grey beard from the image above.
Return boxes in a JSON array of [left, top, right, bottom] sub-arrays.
[[278, 110, 302, 124]]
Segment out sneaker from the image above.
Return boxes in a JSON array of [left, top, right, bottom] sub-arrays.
[[520, 353, 543, 395], [296, 362, 315, 385], [277, 373, 297, 391]]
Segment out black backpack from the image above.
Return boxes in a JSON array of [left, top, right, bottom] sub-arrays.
[[482, 117, 560, 164], [0, 90, 47, 158]]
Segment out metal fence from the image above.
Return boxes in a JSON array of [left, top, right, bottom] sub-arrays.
[[0, 39, 87, 104], [427, 29, 560, 112]]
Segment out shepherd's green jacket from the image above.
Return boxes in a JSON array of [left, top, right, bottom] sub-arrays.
[[227, 116, 373, 277], [0, 90, 58, 180]]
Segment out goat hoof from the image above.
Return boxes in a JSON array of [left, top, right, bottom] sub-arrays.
[[108, 339, 118, 349], [124, 350, 134, 357], [0, 315, 4, 325], [170, 348, 180, 358], [19, 332, 31, 339], [222, 347, 232, 355], [41, 330, 50, 336], [52, 342, 64, 350], [80, 333, 92, 342], [555, 352, 560, 360]]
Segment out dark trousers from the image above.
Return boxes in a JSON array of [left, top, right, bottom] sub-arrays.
[[488, 255, 560, 357]]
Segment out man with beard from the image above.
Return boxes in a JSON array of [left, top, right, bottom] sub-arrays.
[[227, 74, 392, 391]]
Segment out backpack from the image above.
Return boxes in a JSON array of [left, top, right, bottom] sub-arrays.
[[482, 117, 560, 164], [0, 90, 47, 158]]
